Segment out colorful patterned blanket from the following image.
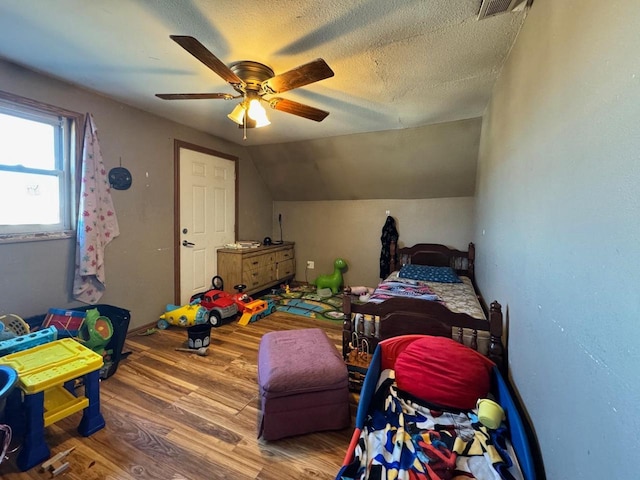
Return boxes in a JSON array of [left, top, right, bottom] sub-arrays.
[[339, 370, 516, 480], [368, 281, 440, 303]]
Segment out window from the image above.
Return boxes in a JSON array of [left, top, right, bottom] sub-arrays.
[[0, 91, 82, 241]]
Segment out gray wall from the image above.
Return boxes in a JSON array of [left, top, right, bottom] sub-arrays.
[[475, 0, 640, 477], [251, 117, 482, 200], [0, 59, 272, 328], [260, 118, 483, 291], [273, 198, 475, 288]]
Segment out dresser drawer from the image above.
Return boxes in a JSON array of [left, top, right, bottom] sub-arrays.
[[276, 259, 295, 279], [242, 253, 275, 271], [275, 248, 294, 262], [243, 265, 276, 290]]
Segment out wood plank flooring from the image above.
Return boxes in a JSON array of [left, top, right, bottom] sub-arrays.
[[0, 312, 356, 479]]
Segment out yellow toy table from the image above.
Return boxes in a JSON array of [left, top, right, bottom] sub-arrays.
[[0, 338, 105, 471]]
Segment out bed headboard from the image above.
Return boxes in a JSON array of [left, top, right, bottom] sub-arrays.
[[392, 242, 475, 281]]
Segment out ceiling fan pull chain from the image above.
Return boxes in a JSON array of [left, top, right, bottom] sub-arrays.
[[243, 111, 247, 140]]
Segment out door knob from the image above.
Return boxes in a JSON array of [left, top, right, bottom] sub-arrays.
[[182, 240, 195, 247]]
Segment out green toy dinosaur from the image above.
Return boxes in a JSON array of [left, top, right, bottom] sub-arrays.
[[312, 258, 348, 294]]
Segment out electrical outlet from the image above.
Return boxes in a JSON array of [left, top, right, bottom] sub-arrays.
[[306, 260, 315, 269]]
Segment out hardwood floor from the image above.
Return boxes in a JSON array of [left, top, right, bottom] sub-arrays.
[[0, 312, 356, 479]]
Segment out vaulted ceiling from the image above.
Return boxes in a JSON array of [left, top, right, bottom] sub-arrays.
[[0, 0, 527, 147]]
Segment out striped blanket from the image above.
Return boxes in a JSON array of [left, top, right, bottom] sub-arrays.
[[368, 281, 440, 303]]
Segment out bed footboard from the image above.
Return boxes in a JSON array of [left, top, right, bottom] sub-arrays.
[[342, 295, 504, 370]]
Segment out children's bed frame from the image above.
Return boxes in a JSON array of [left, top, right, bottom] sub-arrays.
[[336, 337, 537, 479], [342, 243, 504, 369]]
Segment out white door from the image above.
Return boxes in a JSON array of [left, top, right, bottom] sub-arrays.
[[178, 145, 236, 305]]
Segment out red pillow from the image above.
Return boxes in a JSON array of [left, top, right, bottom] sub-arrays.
[[379, 335, 427, 371], [394, 336, 495, 410]]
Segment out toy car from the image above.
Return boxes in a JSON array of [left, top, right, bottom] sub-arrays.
[[190, 289, 239, 327], [238, 299, 276, 326], [158, 303, 209, 330], [230, 283, 253, 313]]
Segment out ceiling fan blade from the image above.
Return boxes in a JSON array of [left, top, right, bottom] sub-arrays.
[[268, 98, 330, 122], [262, 59, 334, 94], [156, 93, 235, 100], [170, 35, 244, 86]]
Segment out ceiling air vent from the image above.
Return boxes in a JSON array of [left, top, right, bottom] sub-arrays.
[[477, 0, 529, 19]]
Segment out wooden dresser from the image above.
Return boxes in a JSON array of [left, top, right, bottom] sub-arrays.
[[216, 242, 295, 295]]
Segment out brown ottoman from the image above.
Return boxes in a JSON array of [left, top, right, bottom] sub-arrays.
[[257, 328, 350, 441]]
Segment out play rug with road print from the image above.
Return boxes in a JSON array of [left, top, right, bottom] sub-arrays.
[[259, 284, 345, 321]]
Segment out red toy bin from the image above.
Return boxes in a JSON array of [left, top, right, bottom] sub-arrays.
[[42, 308, 86, 338]]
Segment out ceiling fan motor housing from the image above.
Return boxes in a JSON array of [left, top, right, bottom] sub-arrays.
[[229, 61, 275, 95]]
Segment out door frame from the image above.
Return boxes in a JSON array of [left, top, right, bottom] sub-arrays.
[[173, 139, 239, 304]]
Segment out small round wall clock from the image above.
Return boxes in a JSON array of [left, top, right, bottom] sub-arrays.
[[108, 166, 132, 190]]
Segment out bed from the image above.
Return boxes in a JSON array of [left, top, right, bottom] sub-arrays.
[[337, 243, 536, 479], [335, 334, 536, 480], [342, 243, 503, 370]]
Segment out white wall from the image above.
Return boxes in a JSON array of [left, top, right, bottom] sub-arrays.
[[274, 197, 475, 288], [475, 0, 640, 477]]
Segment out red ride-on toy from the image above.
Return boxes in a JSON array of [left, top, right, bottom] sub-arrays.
[[190, 276, 238, 327], [231, 284, 254, 313]]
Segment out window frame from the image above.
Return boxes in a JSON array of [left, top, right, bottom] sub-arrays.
[[0, 90, 83, 243]]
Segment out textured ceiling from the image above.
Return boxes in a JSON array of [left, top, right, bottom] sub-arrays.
[[0, 0, 526, 146]]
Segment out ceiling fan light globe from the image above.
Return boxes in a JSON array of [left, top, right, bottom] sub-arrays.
[[227, 104, 246, 125], [247, 99, 266, 118], [254, 115, 271, 128], [247, 99, 270, 127]]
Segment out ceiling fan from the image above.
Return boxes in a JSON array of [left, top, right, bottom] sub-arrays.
[[156, 36, 334, 131]]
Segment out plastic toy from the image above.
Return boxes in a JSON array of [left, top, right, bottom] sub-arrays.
[[312, 258, 348, 294], [190, 288, 238, 326], [477, 398, 506, 429], [0, 314, 30, 337], [238, 299, 276, 326], [230, 284, 254, 313], [175, 347, 208, 356], [0, 326, 58, 357], [344, 285, 376, 302], [42, 309, 86, 338], [157, 302, 209, 330], [78, 308, 113, 356], [345, 286, 375, 296]]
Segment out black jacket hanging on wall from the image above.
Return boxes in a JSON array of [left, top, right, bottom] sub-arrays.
[[380, 216, 399, 279]]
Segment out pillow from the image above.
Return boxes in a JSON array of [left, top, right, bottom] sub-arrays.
[[379, 335, 428, 371], [397, 265, 462, 283], [394, 336, 494, 410]]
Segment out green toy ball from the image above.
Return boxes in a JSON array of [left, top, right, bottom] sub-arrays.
[[79, 308, 113, 356]]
